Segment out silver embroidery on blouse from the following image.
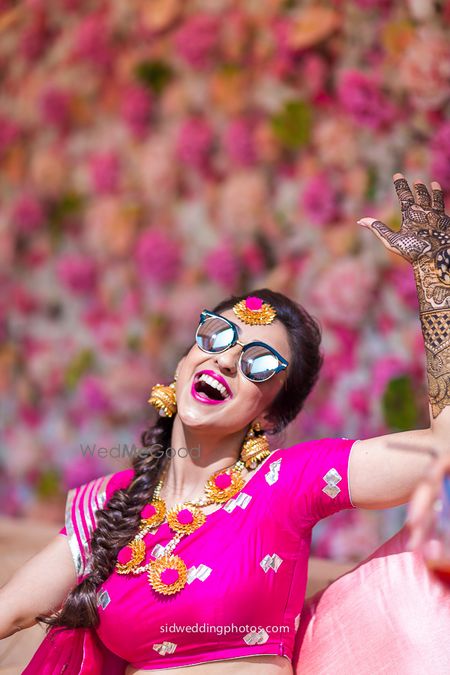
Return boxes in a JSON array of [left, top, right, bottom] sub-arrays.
[[187, 564, 212, 584], [322, 467, 342, 499], [223, 491, 252, 513], [97, 589, 111, 610], [260, 553, 283, 573], [265, 458, 282, 486], [153, 641, 177, 655], [151, 543, 166, 558], [243, 628, 270, 645]]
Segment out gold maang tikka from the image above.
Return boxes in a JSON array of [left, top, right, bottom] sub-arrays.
[[232, 296, 277, 325]]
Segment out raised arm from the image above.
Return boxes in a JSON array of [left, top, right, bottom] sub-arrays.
[[348, 173, 450, 509]]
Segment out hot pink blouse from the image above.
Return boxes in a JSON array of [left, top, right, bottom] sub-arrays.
[[59, 437, 359, 670]]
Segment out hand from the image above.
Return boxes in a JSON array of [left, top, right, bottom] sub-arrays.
[[358, 173, 450, 282], [407, 451, 450, 549]]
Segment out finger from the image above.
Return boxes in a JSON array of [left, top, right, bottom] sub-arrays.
[[407, 509, 435, 550], [407, 481, 437, 527], [393, 173, 414, 207], [431, 180, 445, 212], [357, 218, 405, 256], [413, 180, 432, 208]]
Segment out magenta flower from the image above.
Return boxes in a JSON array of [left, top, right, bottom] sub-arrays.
[[372, 356, 407, 397], [73, 13, 111, 68], [241, 243, 265, 276], [353, 0, 393, 8], [135, 229, 182, 284], [0, 115, 20, 156], [78, 374, 112, 414], [89, 151, 121, 194], [39, 87, 71, 132], [120, 85, 153, 139], [173, 13, 221, 69], [20, 12, 53, 61], [301, 173, 340, 226], [337, 70, 397, 130], [203, 241, 240, 291], [11, 194, 46, 234], [56, 254, 98, 294], [176, 117, 214, 172], [223, 117, 257, 167], [430, 121, 450, 190]]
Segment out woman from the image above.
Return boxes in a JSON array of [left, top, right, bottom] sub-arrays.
[[1, 173, 449, 674]]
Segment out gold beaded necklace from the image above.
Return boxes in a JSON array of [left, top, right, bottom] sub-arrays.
[[115, 456, 253, 596]]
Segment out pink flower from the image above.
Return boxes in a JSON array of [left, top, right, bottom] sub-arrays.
[[312, 257, 378, 328], [372, 355, 408, 397], [77, 374, 112, 414], [349, 388, 370, 415], [203, 241, 240, 291], [173, 13, 221, 69], [241, 243, 265, 276], [176, 117, 214, 172], [39, 87, 71, 132], [353, 0, 393, 8], [89, 151, 121, 194], [337, 70, 397, 130], [399, 28, 450, 110], [56, 254, 98, 294], [223, 117, 257, 167], [301, 173, 340, 226], [120, 85, 153, 139], [430, 121, 450, 190], [20, 12, 53, 61], [0, 115, 20, 156], [73, 13, 112, 68], [301, 54, 329, 99], [386, 266, 419, 311], [11, 194, 46, 234], [135, 228, 182, 284]]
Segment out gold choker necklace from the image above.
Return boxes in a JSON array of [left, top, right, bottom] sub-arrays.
[[115, 457, 252, 596]]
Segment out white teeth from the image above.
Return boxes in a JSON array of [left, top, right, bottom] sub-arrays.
[[198, 373, 229, 399]]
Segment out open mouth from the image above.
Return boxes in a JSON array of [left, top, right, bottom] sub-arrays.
[[193, 372, 231, 402]]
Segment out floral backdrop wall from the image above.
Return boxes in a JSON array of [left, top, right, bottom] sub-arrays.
[[1, 0, 449, 561]]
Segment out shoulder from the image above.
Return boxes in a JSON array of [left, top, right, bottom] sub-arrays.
[[278, 437, 360, 467], [66, 466, 135, 511], [62, 467, 135, 582]]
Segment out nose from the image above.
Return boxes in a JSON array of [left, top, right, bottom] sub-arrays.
[[214, 343, 243, 374]]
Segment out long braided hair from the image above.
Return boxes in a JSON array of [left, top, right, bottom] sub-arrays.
[[36, 288, 323, 630]]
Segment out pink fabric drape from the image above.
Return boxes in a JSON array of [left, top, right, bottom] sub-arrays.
[[293, 525, 450, 674], [21, 624, 126, 674]]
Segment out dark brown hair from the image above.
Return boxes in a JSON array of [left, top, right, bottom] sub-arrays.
[[36, 288, 323, 631]]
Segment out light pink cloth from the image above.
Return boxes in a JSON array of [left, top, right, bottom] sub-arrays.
[[294, 524, 450, 674]]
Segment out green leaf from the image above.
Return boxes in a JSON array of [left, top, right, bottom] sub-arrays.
[[270, 100, 312, 150], [36, 467, 61, 499], [134, 60, 174, 95], [381, 374, 419, 432], [64, 349, 95, 390]]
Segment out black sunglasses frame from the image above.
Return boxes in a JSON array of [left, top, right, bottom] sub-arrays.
[[195, 310, 289, 383]]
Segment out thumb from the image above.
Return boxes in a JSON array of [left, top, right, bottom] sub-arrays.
[[357, 217, 400, 252]]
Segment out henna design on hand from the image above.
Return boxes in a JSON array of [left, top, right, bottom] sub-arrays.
[[359, 174, 450, 419]]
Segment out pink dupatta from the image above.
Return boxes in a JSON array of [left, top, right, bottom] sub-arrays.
[[22, 471, 131, 674]]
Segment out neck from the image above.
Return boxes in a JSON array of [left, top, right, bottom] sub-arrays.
[[162, 415, 248, 497]]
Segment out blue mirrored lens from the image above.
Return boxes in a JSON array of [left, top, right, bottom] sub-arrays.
[[196, 317, 235, 352], [240, 345, 278, 381]]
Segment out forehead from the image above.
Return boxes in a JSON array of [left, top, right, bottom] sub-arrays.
[[219, 308, 291, 358]]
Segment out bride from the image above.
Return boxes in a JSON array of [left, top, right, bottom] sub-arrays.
[[1, 173, 449, 674]]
